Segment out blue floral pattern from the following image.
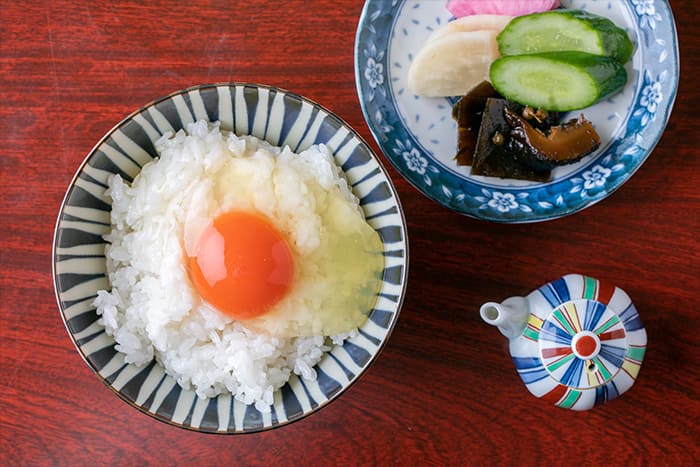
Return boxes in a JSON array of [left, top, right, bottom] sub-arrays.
[[582, 166, 613, 190], [393, 138, 439, 186], [633, 69, 668, 127], [362, 42, 386, 102], [475, 190, 533, 214], [631, 0, 662, 29], [354, 0, 679, 222]]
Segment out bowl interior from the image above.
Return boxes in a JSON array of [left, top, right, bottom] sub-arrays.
[[53, 83, 408, 433]]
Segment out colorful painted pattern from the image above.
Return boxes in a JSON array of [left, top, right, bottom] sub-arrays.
[[540, 299, 626, 389], [523, 314, 544, 342], [512, 274, 647, 410]]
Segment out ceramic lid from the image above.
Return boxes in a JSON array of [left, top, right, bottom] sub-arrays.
[[518, 274, 647, 410]]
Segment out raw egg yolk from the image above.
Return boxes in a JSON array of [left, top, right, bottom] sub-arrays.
[[188, 211, 294, 320]]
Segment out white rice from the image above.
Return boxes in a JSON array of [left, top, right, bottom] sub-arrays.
[[94, 121, 360, 412]]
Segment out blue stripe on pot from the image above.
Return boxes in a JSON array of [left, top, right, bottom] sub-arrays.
[[540, 321, 573, 346], [619, 303, 644, 331], [599, 344, 626, 368], [595, 380, 620, 406], [513, 356, 550, 384], [583, 300, 607, 331], [560, 357, 585, 387], [539, 277, 571, 308]]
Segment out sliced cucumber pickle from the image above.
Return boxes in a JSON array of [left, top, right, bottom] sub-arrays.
[[497, 9, 634, 63], [489, 51, 627, 111]]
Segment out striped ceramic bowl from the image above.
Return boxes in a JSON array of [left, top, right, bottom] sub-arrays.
[[52, 83, 408, 433]]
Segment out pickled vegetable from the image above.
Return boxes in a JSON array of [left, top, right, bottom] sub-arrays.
[[471, 98, 551, 181], [505, 107, 601, 171], [489, 51, 627, 111], [497, 9, 634, 63], [452, 81, 501, 166]]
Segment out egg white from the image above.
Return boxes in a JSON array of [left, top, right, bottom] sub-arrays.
[[171, 122, 384, 338]]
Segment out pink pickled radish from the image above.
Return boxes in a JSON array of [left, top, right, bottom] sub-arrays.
[[447, 0, 560, 18]]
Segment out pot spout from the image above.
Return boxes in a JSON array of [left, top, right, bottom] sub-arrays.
[[479, 296, 529, 340]]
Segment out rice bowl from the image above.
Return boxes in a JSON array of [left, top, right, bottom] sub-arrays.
[[53, 83, 408, 433], [95, 120, 384, 412]]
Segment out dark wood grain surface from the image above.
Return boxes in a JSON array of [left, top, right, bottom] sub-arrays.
[[1, 1, 698, 465]]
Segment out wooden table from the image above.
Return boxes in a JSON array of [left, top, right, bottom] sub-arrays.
[[2, 1, 698, 464]]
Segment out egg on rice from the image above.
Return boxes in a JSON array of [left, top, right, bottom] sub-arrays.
[[94, 120, 383, 411]]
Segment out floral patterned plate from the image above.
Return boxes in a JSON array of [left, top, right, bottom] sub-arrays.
[[355, 0, 678, 222]]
